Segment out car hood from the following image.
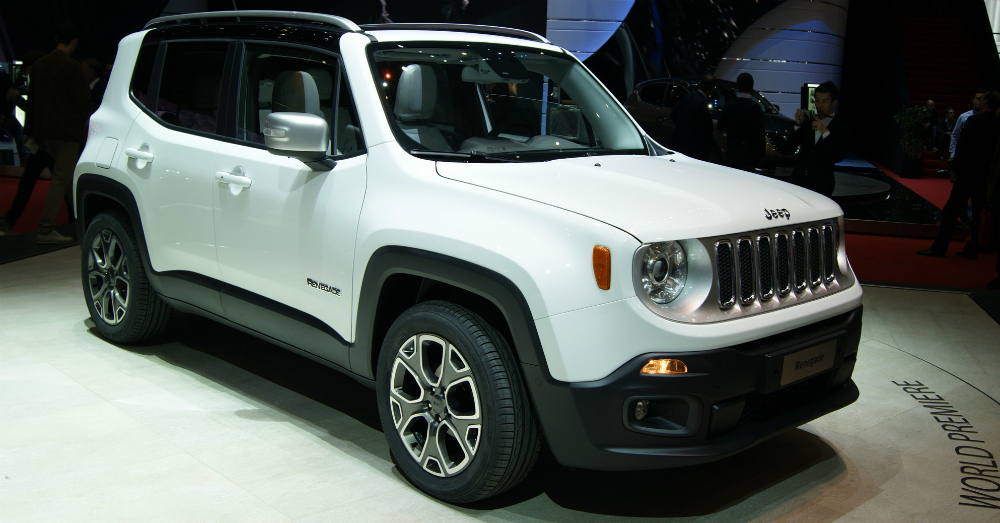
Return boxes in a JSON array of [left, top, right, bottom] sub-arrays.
[[435, 154, 842, 242]]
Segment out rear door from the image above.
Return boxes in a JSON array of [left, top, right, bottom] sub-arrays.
[[120, 40, 230, 280], [211, 42, 367, 368]]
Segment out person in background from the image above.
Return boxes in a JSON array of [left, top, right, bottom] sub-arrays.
[[717, 72, 765, 171], [670, 75, 716, 161], [22, 22, 94, 244], [785, 81, 851, 197], [919, 91, 1000, 259], [81, 58, 107, 109], [937, 107, 957, 160], [950, 89, 987, 161], [924, 99, 937, 150], [0, 50, 64, 236]]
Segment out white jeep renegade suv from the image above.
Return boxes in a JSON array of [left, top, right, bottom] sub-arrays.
[[75, 11, 863, 503]]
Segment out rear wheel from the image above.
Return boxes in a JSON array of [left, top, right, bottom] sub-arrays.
[[81, 210, 171, 343], [376, 301, 540, 503]]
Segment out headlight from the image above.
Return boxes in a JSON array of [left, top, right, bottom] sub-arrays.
[[641, 241, 687, 304]]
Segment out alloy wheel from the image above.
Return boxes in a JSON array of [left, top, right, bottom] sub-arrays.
[[388, 334, 482, 477], [87, 229, 130, 325]]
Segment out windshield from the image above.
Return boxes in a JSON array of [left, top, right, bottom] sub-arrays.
[[370, 42, 647, 160]]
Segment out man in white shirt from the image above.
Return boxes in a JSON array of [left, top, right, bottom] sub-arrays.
[[950, 89, 987, 159]]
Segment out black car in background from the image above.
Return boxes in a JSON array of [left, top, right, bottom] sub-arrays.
[[624, 78, 799, 173]]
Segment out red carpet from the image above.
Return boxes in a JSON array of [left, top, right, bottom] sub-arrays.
[[0, 176, 71, 234], [868, 159, 953, 209], [845, 233, 997, 289]]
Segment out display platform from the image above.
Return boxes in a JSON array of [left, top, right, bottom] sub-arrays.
[[2, 249, 999, 522], [761, 156, 964, 240]]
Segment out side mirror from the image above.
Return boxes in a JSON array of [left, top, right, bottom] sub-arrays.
[[264, 112, 336, 171]]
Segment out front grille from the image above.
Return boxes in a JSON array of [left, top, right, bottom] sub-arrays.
[[737, 238, 755, 305], [757, 235, 774, 300], [808, 228, 822, 287], [775, 232, 791, 296], [711, 221, 841, 316], [716, 241, 735, 309], [823, 225, 836, 283]]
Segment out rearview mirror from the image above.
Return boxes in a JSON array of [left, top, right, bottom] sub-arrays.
[[264, 112, 336, 171]]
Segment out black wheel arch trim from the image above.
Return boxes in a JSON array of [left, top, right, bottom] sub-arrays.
[[352, 246, 551, 381]]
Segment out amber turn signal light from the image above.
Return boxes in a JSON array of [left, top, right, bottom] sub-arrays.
[[640, 359, 688, 375], [593, 246, 611, 290]]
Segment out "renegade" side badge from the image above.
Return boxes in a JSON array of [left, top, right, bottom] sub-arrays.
[[307, 278, 341, 296]]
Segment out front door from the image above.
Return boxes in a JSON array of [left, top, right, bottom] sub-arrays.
[[212, 42, 367, 368]]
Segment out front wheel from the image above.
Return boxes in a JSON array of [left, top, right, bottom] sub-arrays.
[[376, 301, 541, 503], [81, 210, 171, 343]]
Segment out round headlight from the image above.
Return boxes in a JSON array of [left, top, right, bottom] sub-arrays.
[[642, 241, 687, 304]]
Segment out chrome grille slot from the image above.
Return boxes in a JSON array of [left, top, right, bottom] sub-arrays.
[[808, 227, 822, 287], [737, 238, 755, 305], [792, 230, 807, 291], [823, 225, 836, 283], [757, 235, 774, 300], [716, 240, 735, 309], [775, 232, 791, 296]]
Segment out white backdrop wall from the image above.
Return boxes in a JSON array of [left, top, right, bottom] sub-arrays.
[[545, 0, 635, 61], [714, 0, 850, 119], [988, 0, 1000, 54]]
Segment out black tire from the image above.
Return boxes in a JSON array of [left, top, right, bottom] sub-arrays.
[[376, 301, 541, 503], [81, 209, 171, 343]]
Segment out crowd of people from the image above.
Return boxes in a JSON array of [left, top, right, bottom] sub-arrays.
[[0, 23, 104, 243], [669, 73, 850, 198]]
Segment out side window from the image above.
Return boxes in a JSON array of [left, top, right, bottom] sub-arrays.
[[237, 42, 363, 156], [334, 73, 365, 155], [130, 44, 158, 112], [638, 83, 667, 106], [155, 41, 228, 135], [664, 85, 686, 110]]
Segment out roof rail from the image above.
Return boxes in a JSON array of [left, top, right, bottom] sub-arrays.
[[144, 10, 362, 32], [359, 23, 551, 44]]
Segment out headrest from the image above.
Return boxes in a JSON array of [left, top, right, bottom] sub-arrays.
[[272, 71, 322, 118], [305, 68, 334, 101], [394, 64, 437, 121]]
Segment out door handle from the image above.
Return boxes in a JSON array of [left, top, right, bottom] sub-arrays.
[[216, 167, 251, 195], [215, 171, 252, 188], [124, 147, 154, 168]]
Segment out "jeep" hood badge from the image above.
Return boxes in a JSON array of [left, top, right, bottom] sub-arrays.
[[764, 208, 791, 220]]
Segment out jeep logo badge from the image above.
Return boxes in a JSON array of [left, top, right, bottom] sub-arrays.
[[764, 208, 791, 220]]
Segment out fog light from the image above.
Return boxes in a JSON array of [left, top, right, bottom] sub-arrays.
[[640, 359, 687, 375], [634, 400, 650, 420]]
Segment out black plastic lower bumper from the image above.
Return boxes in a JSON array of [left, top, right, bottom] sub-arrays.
[[523, 305, 862, 471]]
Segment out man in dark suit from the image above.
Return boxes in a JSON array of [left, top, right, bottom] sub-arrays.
[[24, 22, 94, 244], [717, 72, 765, 171], [918, 91, 1000, 259], [670, 75, 716, 161], [785, 81, 850, 197]]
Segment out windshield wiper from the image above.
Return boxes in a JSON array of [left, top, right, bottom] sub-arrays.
[[409, 150, 523, 163]]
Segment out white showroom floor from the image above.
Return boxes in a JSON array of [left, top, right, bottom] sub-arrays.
[[2, 248, 1000, 522]]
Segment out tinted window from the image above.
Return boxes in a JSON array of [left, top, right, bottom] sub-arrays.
[[155, 41, 228, 135], [130, 44, 158, 112], [639, 83, 667, 106], [664, 84, 686, 109], [237, 43, 355, 154]]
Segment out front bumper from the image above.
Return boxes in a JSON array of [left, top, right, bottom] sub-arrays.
[[522, 305, 862, 471]]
